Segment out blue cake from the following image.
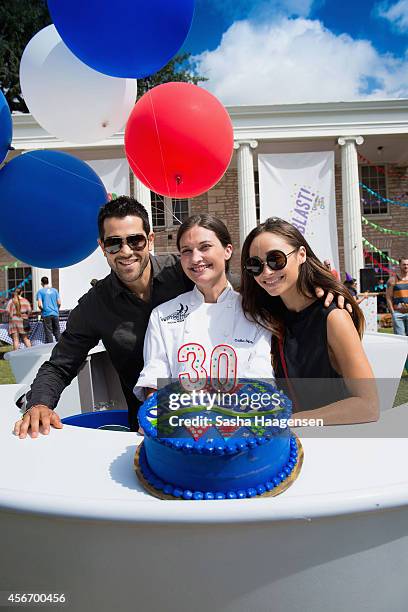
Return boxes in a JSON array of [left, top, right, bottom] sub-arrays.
[[135, 379, 302, 500]]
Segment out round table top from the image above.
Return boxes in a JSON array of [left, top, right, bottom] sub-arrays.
[[2, 383, 408, 525]]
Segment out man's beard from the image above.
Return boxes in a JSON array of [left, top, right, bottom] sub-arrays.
[[114, 254, 149, 284]]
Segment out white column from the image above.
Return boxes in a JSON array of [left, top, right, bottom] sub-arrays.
[[234, 140, 258, 247], [133, 175, 153, 230], [31, 267, 52, 303], [338, 136, 364, 288], [133, 174, 154, 253]]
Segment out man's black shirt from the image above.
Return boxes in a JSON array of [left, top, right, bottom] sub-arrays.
[[26, 254, 193, 428]]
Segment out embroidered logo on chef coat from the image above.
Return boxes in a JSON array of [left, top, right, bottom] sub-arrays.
[[160, 303, 190, 323], [234, 338, 254, 344]]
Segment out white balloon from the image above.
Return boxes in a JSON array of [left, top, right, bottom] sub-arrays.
[[20, 25, 137, 144]]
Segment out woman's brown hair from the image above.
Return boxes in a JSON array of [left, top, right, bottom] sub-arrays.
[[240, 218, 365, 368], [13, 288, 22, 318]]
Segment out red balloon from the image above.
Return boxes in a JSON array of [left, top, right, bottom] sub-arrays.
[[125, 82, 234, 198]]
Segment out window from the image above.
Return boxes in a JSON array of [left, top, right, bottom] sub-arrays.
[[254, 169, 260, 224], [360, 165, 388, 215], [151, 192, 165, 228], [172, 199, 189, 225], [7, 266, 33, 306], [150, 192, 190, 229]]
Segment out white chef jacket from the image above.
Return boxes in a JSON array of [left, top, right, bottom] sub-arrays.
[[134, 284, 273, 399]]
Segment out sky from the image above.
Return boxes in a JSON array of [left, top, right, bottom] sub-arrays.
[[180, 0, 408, 104]]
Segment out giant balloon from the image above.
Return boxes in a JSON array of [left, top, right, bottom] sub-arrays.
[[47, 0, 195, 78], [20, 26, 137, 144], [0, 89, 12, 165], [0, 151, 107, 268], [125, 83, 233, 198]]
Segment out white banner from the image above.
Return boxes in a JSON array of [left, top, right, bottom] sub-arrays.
[[59, 158, 130, 309], [258, 151, 339, 271]]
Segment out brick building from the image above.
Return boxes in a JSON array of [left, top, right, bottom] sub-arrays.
[[2, 99, 408, 307]]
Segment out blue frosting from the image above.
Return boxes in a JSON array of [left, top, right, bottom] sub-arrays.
[[138, 438, 298, 500], [138, 379, 298, 500], [143, 430, 291, 491]]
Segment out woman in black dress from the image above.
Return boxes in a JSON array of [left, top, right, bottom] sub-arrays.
[[240, 218, 378, 425]]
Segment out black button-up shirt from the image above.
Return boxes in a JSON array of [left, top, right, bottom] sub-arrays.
[[26, 255, 193, 427]]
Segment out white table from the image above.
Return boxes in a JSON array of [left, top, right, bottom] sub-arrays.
[[1, 382, 408, 612], [4, 342, 127, 417]]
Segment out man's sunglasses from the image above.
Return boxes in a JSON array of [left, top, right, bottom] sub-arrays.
[[103, 234, 147, 254], [244, 249, 297, 277]]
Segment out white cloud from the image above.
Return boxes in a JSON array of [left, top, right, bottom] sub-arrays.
[[376, 0, 408, 33], [193, 17, 408, 105]]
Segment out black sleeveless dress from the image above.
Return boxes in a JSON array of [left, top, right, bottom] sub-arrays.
[[274, 300, 350, 412]]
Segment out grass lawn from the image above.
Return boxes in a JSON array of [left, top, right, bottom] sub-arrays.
[[0, 345, 16, 384], [378, 327, 408, 406], [395, 379, 408, 407]]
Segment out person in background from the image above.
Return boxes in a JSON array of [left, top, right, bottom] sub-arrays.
[[323, 259, 340, 281], [6, 288, 32, 351], [344, 273, 368, 306], [386, 258, 408, 335], [36, 276, 61, 344], [386, 258, 408, 372]]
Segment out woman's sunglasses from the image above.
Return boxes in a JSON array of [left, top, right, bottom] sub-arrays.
[[103, 234, 147, 255], [244, 249, 297, 277]]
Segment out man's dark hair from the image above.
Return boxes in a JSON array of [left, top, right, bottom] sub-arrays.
[[41, 276, 48, 285], [97, 196, 151, 240]]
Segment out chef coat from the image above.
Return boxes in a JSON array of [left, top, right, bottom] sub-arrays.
[[134, 284, 273, 399]]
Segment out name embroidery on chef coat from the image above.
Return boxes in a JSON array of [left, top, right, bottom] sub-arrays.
[[160, 303, 190, 323]]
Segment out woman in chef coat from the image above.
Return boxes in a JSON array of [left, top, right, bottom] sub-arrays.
[[134, 214, 273, 399]]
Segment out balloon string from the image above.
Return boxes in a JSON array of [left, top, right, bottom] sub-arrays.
[[127, 151, 183, 224], [148, 90, 172, 198], [127, 151, 156, 191], [151, 198, 184, 226], [25, 152, 105, 188]]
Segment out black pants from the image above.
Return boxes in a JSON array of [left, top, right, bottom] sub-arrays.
[[120, 380, 142, 431], [42, 316, 61, 343]]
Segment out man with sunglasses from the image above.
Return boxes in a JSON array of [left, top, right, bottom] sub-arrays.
[[15, 196, 193, 437]]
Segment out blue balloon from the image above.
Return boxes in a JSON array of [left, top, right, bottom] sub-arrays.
[[0, 90, 12, 164], [0, 151, 107, 268], [47, 0, 195, 78]]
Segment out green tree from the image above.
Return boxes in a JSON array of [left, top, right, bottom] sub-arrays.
[[0, 1, 206, 113], [0, 0, 51, 113], [137, 52, 207, 99]]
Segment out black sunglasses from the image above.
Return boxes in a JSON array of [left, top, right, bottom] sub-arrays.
[[103, 234, 148, 254], [244, 249, 297, 277]]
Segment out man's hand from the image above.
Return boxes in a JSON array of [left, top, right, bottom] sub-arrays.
[[315, 287, 352, 313], [14, 405, 63, 439]]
